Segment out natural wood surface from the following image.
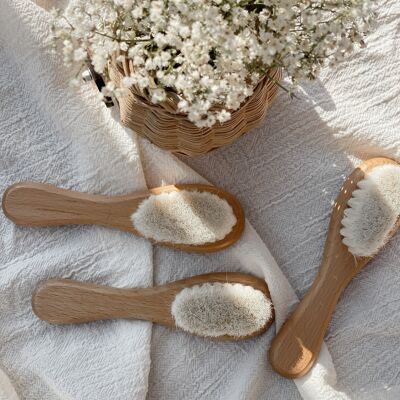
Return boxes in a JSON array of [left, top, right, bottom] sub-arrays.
[[2, 182, 245, 253], [32, 272, 274, 341], [269, 157, 400, 379]]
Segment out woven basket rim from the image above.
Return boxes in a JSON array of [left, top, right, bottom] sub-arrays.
[[112, 60, 278, 118], [109, 62, 282, 156]]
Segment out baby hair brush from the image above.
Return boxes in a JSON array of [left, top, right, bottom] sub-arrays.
[[2, 182, 244, 253], [33, 272, 274, 341], [269, 157, 400, 378]]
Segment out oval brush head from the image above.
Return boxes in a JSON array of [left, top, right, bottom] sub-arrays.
[[341, 163, 400, 257], [131, 190, 237, 245], [171, 282, 273, 338]]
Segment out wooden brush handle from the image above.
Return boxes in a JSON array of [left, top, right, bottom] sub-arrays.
[[269, 268, 353, 379], [269, 157, 398, 378], [2, 182, 142, 228], [32, 273, 274, 340], [2, 182, 246, 253], [32, 279, 170, 325]]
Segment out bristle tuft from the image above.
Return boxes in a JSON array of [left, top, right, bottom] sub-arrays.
[[341, 164, 400, 257], [171, 283, 272, 338], [131, 190, 237, 245]]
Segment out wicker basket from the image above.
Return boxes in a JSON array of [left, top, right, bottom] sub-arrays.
[[109, 60, 281, 156]]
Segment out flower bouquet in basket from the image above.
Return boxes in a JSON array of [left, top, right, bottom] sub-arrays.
[[52, 0, 372, 155]]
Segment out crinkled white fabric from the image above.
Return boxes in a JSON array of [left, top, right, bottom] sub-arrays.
[[0, 1, 152, 399], [0, 369, 19, 400], [1, 0, 399, 400]]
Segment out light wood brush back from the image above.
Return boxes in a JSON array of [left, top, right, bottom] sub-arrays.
[[2, 182, 245, 253], [32, 272, 275, 341], [269, 157, 400, 378]]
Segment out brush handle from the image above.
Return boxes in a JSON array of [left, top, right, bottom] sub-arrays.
[[32, 279, 173, 325], [269, 262, 355, 379], [2, 182, 144, 229], [269, 157, 398, 378], [3, 182, 246, 253], [32, 273, 273, 341]]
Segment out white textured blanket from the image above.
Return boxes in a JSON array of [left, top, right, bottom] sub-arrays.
[[0, 2, 153, 399], [0, 1, 399, 400]]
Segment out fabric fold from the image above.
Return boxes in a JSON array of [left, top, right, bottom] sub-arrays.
[[0, 1, 152, 399]]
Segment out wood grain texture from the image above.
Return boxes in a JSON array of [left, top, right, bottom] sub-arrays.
[[32, 272, 274, 341], [2, 182, 245, 253], [269, 157, 400, 379]]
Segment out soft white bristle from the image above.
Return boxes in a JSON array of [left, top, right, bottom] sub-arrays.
[[131, 190, 237, 245], [171, 282, 272, 338], [340, 164, 400, 257]]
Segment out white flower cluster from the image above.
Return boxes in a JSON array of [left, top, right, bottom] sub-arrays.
[[52, 0, 373, 128]]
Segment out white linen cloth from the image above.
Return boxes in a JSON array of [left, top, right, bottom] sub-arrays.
[[0, 2, 153, 399], [0, 1, 399, 400]]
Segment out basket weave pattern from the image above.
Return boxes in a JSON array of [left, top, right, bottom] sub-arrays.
[[110, 61, 282, 156]]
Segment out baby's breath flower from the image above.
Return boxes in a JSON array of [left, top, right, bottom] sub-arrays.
[[217, 110, 231, 124], [151, 88, 167, 103], [101, 81, 116, 97], [121, 76, 136, 88], [73, 48, 87, 62], [52, 0, 373, 127]]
